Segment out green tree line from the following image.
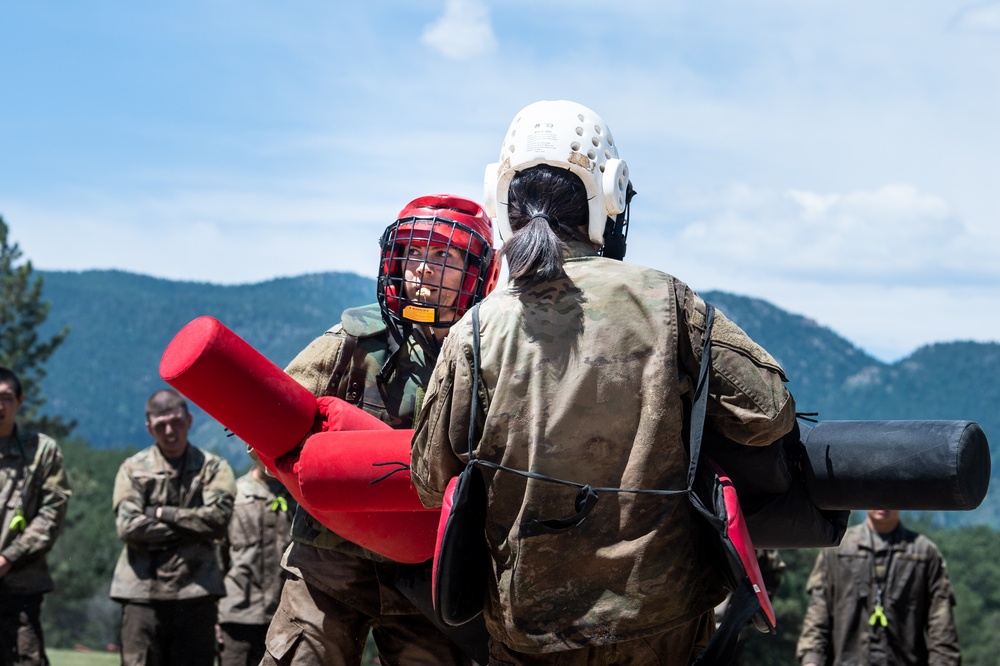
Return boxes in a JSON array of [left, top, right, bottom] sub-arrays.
[[0, 215, 73, 438]]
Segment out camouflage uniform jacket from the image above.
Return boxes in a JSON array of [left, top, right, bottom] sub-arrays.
[[280, 303, 437, 611], [797, 521, 960, 666], [0, 428, 71, 595], [218, 472, 296, 624], [411, 242, 796, 654], [110, 442, 236, 602]]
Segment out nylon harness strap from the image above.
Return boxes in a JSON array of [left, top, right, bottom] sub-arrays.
[[465, 304, 708, 534]]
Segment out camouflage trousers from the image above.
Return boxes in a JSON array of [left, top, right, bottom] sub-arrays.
[[0, 594, 47, 666], [262, 555, 470, 666], [486, 611, 715, 666], [119, 598, 218, 666], [219, 623, 267, 666]]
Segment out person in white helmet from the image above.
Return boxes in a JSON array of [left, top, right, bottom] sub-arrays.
[[261, 195, 500, 666], [411, 101, 797, 664]]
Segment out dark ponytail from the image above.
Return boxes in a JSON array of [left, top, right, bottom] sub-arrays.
[[501, 165, 589, 286]]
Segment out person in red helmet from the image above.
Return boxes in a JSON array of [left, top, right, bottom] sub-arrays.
[[260, 195, 499, 666]]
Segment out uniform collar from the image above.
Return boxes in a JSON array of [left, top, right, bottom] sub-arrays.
[[242, 472, 275, 499], [563, 240, 597, 260], [153, 441, 193, 469], [563, 239, 601, 260], [0, 428, 24, 459], [864, 520, 905, 550]]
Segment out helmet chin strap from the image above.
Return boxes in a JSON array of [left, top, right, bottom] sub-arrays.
[[600, 182, 635, 261]]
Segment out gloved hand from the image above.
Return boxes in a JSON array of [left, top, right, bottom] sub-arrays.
[[314, 396, 392, 433]]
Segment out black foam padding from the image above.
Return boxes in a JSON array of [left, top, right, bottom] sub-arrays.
[[800, 420, 991, 511]]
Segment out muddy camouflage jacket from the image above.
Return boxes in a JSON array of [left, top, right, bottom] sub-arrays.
[[110, 442, 235, 602], [0, 428, 71, 595], [797, 521, 960, 666], [411, 242, 796, 653], [218, 471, 295, 624], [283, 303, 436, 563]]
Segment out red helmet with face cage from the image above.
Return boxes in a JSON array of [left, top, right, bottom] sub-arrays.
[[378, 195, 500, 329]]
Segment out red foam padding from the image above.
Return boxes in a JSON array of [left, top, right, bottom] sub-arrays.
[[322, 509, 439, 563], [432, 475, 460, 607], [316, 396, 392, 432], [295, 430, 434, 513], [159, 316, 318, 458], [720, 474, 776, 629], [269, 447, 437, 563]]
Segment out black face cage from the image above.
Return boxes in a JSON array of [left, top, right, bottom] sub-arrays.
[[377, 216, 490, 329]]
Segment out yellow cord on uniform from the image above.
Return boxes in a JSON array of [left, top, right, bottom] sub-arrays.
[[9, 509, 26, 532]]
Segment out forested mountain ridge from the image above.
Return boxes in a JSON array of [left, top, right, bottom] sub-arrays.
[[37, 269, 999, 526], [37, 269, 372, 462]]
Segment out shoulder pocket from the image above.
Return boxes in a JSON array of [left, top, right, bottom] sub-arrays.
[[711, 314, 788, 381]]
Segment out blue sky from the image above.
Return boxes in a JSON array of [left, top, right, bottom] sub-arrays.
[[2, 1, 998, 363]]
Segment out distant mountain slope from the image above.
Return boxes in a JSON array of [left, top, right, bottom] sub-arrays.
[[36, 271, 998, 526], [702, 291, 883, 414], [38, 270, 372, 459]]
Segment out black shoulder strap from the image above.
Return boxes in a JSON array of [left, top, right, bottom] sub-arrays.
[[324, 331, 360, 403], [687, 303, 716, 491], [468, 305, 482, 460]]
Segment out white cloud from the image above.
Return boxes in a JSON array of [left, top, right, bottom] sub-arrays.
[[662, 183, 994, 287], [953, 3, 1000, 32], [421, 0, 497, 60], [7, 192, 391, 284]]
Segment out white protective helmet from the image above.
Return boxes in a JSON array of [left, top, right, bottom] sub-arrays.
[[483, 100, 630, 247]]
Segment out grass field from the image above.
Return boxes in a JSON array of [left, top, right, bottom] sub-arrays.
[[48, 648, 120, 666]]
